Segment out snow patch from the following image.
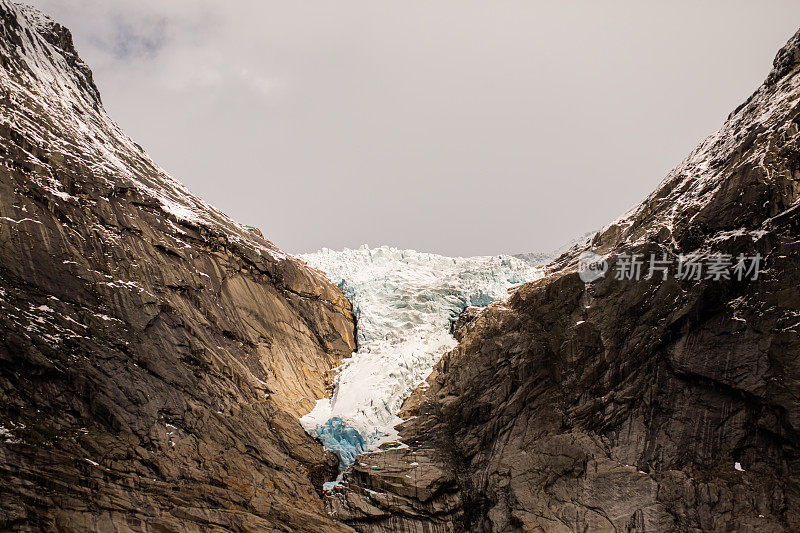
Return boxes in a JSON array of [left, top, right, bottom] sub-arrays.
[[0, 425, 19, 444]]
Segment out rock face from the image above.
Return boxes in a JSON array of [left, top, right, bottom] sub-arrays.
[[0, 2, 356, 531], [450, 306, 483, 342], [328, 29, 800, 531]]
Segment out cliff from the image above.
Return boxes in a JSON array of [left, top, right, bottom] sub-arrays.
[[0, 2, 356, 530], [328, 28, 800, 532], [3, 2, 800, 531]]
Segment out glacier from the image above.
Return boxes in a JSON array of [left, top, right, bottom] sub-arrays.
[[298, 245, 542, 486]]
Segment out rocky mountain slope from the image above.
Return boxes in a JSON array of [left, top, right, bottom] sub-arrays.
[[0, 2, 357, 531], [3, 1, 800, 531], [327, 29, 800, 532]]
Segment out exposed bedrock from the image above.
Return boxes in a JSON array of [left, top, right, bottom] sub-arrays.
[[328, 28, 800, 532], [3, 1, 800, 531], [0, 2, 356, 531]]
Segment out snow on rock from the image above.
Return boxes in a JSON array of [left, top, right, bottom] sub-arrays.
[[1, 1, 293, 266], [299, 245, 542, 481]]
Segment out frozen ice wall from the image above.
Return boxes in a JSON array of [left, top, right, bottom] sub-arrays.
[[299, 245, 542, 485]]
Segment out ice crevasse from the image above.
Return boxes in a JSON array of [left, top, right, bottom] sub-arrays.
[[298, 245, 542, 487]]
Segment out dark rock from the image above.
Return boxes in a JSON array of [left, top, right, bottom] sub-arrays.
[[450, 305, 482, 341]]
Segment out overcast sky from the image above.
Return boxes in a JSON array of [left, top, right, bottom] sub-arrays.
[[27, 1, 800, 256]]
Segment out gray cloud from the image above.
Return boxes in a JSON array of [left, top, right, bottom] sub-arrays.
[[102, 14, 168, 60], [26, 0, 800, 256]]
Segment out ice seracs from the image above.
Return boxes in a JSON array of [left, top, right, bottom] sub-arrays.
[[299, 245, 542, 485]]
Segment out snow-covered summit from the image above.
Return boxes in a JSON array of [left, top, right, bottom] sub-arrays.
[[16, 4, 57, 34], [299, 245, 542, 484]]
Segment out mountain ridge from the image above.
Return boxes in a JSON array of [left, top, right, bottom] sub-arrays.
[[1, 1, 799, 531], [0, 2, 357, 530], [325, 27, 800, 532]]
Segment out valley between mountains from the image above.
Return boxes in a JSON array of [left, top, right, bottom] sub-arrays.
[[1, 2, 799, 532]]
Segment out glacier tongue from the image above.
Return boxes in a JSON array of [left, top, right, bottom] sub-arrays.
[[298, 245, 542, 483]]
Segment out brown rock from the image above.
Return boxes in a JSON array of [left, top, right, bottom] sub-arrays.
[[330, 27, 800, 532], [0, 2, 355, 531]]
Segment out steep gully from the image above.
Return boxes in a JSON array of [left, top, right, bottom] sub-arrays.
[[297, 247, 543, 485], [1, 1, 799, 531], [0, 3, 541, 529]]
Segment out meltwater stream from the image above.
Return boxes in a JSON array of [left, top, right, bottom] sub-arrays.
[[299, 246, 542, 487]]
